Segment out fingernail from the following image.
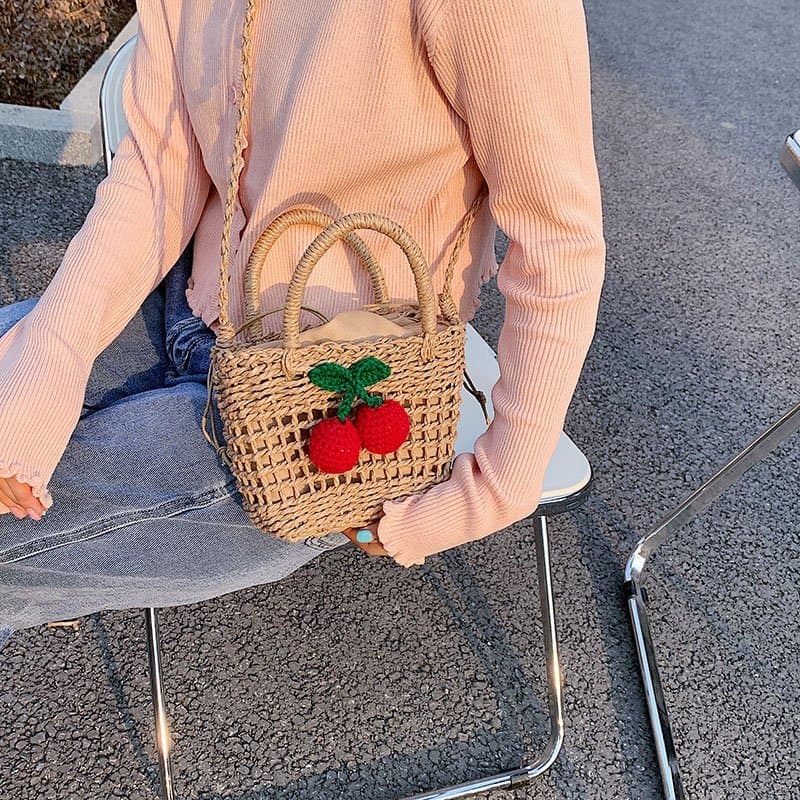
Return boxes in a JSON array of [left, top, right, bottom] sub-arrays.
[[26, 507, 41, 520], [11, 507, 25, 519]]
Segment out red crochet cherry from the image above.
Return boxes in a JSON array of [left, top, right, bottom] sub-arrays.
[[308, 417, 361, 473], [354, 398, 411, 455]]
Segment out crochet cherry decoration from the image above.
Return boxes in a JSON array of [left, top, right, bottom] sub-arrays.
[[307, 356, 410, 472], [354, 398, 410, 454], [307, 417, 361, 473]]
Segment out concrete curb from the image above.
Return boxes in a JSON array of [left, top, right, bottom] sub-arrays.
[[0, 14, 138, 167]]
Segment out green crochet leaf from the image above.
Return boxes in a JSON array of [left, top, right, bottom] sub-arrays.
[[308, 356, 391, 419], [308, 362, 353, 393], [349, 356, 391, 389]]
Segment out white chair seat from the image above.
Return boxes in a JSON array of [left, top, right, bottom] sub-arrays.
[[459, 323, 591, 504]]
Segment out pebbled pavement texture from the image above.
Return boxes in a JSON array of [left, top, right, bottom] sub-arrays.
[[0, 0, 798, 798]]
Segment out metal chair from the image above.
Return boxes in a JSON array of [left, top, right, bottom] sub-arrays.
[[624, 128, 800, 800], [100, 37, 596, 800]]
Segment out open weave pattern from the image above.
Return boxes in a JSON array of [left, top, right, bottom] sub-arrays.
[[211, 322, 465, 541], [206, 0, 486, 541]]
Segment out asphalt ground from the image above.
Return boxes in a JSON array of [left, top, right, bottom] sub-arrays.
[[1, 0, 799, 797]]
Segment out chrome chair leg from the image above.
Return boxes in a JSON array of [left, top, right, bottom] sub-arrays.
[[145, 607, 176, 800], [625, 580, 686, 800], [400, 513, 565, 800], [141, 513, 566, 800], [624, 398, 800, 800]]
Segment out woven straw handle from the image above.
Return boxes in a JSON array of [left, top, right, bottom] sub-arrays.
[[216, 0, 489, 347], [243, 207, 390, 343], [280, 213, 443, 377]]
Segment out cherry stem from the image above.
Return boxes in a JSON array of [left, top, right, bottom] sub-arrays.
[[337, 386, 357, 422]]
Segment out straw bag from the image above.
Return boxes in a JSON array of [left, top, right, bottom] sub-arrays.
[[200, 0, 490, 542]]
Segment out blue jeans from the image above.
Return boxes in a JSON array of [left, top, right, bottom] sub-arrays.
[[0, 243, 348, 651]]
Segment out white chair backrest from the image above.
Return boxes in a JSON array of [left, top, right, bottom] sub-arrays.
[[99, 36, 138, 172]]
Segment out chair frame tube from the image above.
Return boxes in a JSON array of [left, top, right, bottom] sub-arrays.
[[145, 513, 565, 800], [628, 130, 800, 799], [624, 398, 800, 800], [145, 608, 176, 800]]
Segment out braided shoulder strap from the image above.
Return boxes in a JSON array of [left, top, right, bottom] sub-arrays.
[[217, 0, 258, 345]]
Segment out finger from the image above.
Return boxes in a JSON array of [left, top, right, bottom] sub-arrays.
[[0, 482, 28, 519], [4, 476, 45, 514], [1, 503, 28, 519], [341, 528, 364, 548], [364, 542, 391, 557], [341, 523, 379, 546], [355, 526, 391, 557], [349, 539, 388, 557], [7, 481, 44, 513], [342, 524, 391, 557], [0, 478, 42, 519]]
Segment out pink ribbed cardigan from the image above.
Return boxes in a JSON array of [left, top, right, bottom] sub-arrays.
[[0, 0, 605, 567]]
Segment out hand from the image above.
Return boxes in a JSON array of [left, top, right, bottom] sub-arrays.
[[0, 476, 45, 520], [341, 516, 390, 558]]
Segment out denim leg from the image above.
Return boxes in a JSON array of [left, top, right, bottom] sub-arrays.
[[162, 238, 216, 386], [80, 284, 168, 418], [0, 381, 348, 634], [0, 281, 168, 646], [0, 248, 349, 645], [0, 259, 167, 646], [0, 296, 38, 335]]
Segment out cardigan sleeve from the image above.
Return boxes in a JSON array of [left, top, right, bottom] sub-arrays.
[[0, 0, 211, 511], [376, 0, 606, 566]]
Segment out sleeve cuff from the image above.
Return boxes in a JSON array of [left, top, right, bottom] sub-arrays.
[[377, 493, 428, 567]]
